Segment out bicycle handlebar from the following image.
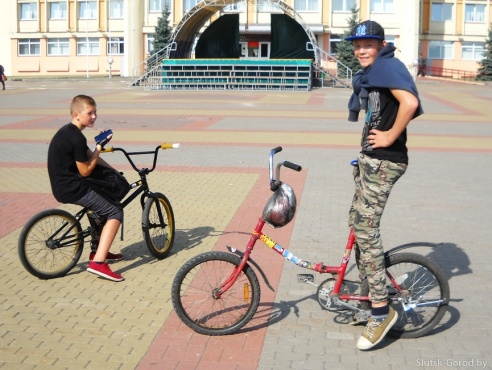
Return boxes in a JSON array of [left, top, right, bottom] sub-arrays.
[[101, 143, 180, 174], [269, 146, 302, 191]]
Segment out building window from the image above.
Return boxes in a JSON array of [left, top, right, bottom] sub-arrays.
[[109, 0, 124, 18], [184, 0, 199, 12], [150, 0, 171, 13], [20, 3, 38, 20], [431, 3, 452, 21], [77, 37, 100, 55], [18, 39, 41, 56], [429, 41, 453, 59], [465, 4, 485, 23], [329, 35, 342, 54], [147, 34, 155, 54], [462, 42, 484, 60], [333, 0, 356, 12], [108, 37, 124, 55], [48, 38, 70, 55], [50, 2, 67, 19], [294, 0, 318, 12], [79, 1, 97, 19], [370, 0, 394, 13]]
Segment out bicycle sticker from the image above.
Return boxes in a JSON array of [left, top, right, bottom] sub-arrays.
[[260, 234, 277, 249]]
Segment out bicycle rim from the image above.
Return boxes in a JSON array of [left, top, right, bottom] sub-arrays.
[[18, 210, 83, 279], [142, 192, 175, 259], [171, 251, 261, 335], [385, 253, 449, 338]]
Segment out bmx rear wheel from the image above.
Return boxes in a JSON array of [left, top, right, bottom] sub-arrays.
[[18, 209, 84, 279]]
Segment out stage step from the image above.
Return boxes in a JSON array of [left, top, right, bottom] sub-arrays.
[[144, 59, 313, 91]]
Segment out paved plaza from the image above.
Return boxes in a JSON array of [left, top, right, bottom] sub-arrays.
[[0, 78, 491, 370]]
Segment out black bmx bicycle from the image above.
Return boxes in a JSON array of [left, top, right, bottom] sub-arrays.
[[18, 143, 180, 279]]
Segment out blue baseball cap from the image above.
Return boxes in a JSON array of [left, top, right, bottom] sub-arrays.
[[345, 20, 385, 41]]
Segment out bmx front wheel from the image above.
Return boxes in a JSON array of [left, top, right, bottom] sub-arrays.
[[142, 192, 175, 259], [361, 252, 450, 339], [171, 251, 261, 335], [18, 209, 84, 279]]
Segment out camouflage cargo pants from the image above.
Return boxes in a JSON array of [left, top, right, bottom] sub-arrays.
[[348, 153, 407, 304]]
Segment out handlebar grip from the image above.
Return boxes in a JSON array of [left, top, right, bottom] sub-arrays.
[[283, 161, 302, 172], [101, 147, 114, 153], [161, 143, 181, 149], [272, 146, 282, 154]]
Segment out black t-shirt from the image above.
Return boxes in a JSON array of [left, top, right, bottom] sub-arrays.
[[47, 123, 90, 203], [361, 88, 408, 164]]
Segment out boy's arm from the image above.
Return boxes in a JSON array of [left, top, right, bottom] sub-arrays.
[[76, 147, 115, 177], [368, 89, 419, 149]]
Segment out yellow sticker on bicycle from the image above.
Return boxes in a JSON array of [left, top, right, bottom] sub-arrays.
[[260, 234, 276, 248]]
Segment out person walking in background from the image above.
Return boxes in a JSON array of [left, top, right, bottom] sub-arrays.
[[0, 65, 6, 90], [417, 53, 426, 77], [345, 20, 424, 350]]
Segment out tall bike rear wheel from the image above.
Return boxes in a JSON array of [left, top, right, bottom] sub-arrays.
[[171, 251, 261, 335], [18, 209, 84, 279], [361, 252, 450, 339], [142, 192, 175, 259]]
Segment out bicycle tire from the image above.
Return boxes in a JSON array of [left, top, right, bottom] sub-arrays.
[[142, 192, 175, 259], [171, 251, 261, 336], [360, 252, 449, 339], [18, 209, 84, 279]]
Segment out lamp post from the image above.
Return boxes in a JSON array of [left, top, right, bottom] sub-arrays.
[[108, 57, 113, 79]]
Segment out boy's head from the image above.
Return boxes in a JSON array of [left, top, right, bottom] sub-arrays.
[[70, 95, 96, 116], [70, 95, 97, 128], [345, 20, 386, 68]]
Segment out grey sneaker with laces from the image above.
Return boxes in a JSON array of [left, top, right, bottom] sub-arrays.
[[357, 306, 398, 350]]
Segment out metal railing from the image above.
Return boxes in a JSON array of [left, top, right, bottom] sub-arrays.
[[130, 42, 176, 86], [307, 42, 352, 88], [423, 65, 476, 82]]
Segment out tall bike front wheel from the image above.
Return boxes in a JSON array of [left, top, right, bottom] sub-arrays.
[[142, 192, 175, 259], [361, 252, 450, 339], [18, 209, 84, 279], [171, 251, 261, 335]]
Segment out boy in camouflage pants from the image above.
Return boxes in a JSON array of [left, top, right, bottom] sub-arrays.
[[345, 20, 423, 350]]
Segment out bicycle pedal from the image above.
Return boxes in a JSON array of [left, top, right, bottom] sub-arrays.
[[297, 274, 314, 283]]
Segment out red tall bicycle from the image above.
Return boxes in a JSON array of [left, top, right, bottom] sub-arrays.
[[171, 147, 450, 338]]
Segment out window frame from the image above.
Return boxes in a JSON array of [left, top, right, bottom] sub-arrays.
[[109, 0, 124, 19], [370, 0, 395, 13], [77, 37, 100, 55], [20, 2, 38, 20], [47, 38, 70, 56], [293, 0, 319, 12], [431, 3, 453, 22], [49, 2, 68, 20], [149, 0, 171, 13], [464, 4, 485, 23], [333, 0, 357, 12], [184, 0, 200, 12], [108, 37, 125, 55], [428, 40, 453, 59], [79, 0, 98, 20], [461, 42, 485, 60], [18, 38, 41, 56]]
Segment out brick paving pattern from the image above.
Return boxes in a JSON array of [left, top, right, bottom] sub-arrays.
[[1, 78, 491, 370]]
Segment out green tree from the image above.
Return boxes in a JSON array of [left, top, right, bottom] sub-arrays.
[[336, 6, 361, 74], [475, 27, 492, 81], [153, 7, 173, 56]]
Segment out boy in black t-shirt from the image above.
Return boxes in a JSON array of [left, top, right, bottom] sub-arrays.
[[48, 95, 125, 282], [345, 21, 423, 350]]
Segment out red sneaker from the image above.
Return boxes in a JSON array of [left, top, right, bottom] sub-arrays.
[[87, 262, 124, 282], [89, 251, 124, 262]]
